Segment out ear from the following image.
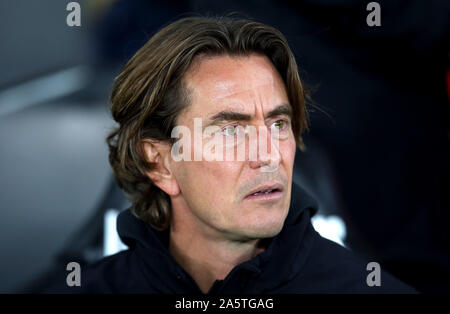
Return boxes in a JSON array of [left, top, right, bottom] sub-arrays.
[[141, 139, 180, 197]]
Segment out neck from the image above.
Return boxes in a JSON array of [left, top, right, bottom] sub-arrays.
[[168, 202, 266, 293]]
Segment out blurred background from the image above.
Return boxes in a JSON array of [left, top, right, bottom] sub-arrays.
[[0, 0, 448, 293]]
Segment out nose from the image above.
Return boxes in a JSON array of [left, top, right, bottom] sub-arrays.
[[248, 125, 281, 171]]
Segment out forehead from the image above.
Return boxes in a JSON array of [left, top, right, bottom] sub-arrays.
[[183, 54, 288, 115]]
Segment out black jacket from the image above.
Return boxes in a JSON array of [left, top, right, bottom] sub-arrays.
[[47, 184, 415, 294]]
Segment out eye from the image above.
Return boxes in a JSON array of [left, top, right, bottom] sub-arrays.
[[271, 119, 287, 131], [221, 124, 240, 136]]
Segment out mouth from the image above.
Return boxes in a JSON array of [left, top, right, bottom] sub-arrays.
[[244, 183, 284, 201]]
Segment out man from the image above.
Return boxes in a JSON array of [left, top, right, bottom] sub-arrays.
[[49, 16, 414, 293]]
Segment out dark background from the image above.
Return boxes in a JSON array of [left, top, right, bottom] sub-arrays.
[[0, 0, 448, 293]]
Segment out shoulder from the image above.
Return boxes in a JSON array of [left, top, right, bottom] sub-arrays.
[[298, 229, 417, 293]]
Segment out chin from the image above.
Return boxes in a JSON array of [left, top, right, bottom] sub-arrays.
[[240, 215, 286, 239]]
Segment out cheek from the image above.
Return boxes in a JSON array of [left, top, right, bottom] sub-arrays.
[[175, 160, 241, 205], [280, 138, 296, 171]]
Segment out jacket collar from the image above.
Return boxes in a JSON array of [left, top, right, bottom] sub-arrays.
[[117, 182, 318, 293]]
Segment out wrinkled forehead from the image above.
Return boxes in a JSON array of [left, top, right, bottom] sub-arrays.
[[183, 54, 289, 118]]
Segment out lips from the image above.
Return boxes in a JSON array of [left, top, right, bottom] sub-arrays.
[[244, 182, 284, 200]]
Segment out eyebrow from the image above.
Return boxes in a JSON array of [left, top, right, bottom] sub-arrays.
[[206, 103, 292, 126], [266, 103, 293, 120]]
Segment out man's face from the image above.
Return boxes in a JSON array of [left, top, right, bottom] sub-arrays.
[[169, 54, 296, 241]]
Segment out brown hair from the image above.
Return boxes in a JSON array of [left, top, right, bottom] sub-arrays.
[[107, 16, 310, 230]]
